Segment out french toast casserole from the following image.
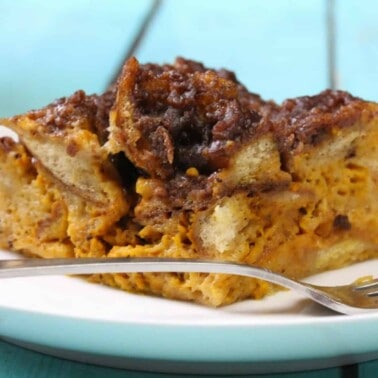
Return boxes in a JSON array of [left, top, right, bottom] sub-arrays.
[[0, 57, 377, 306]]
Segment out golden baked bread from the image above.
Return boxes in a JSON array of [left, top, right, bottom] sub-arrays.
[[1, 57, 377, 306]]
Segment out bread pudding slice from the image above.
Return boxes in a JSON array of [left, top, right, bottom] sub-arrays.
[[1, 57, 377, 306]]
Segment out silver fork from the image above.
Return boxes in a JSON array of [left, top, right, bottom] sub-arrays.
[[0, 257, 377, 315]]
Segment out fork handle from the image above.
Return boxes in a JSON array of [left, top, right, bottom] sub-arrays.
[[0, 257, 298, 289], [2, 257, 377, 314]]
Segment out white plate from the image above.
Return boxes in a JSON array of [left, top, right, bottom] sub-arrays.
[[0, 248, 377, 375], [1, 121, 378, 374]]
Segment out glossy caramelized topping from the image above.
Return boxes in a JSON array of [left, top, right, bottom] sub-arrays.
[[13, 89, 116, 144], [109, 57, 268, 178], [271, 90, 371, 152]]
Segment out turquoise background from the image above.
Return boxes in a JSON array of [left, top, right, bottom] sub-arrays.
[[0, 0, 377, 376]]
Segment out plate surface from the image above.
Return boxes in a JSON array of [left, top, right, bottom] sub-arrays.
[[0, 248, 377, 375]]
